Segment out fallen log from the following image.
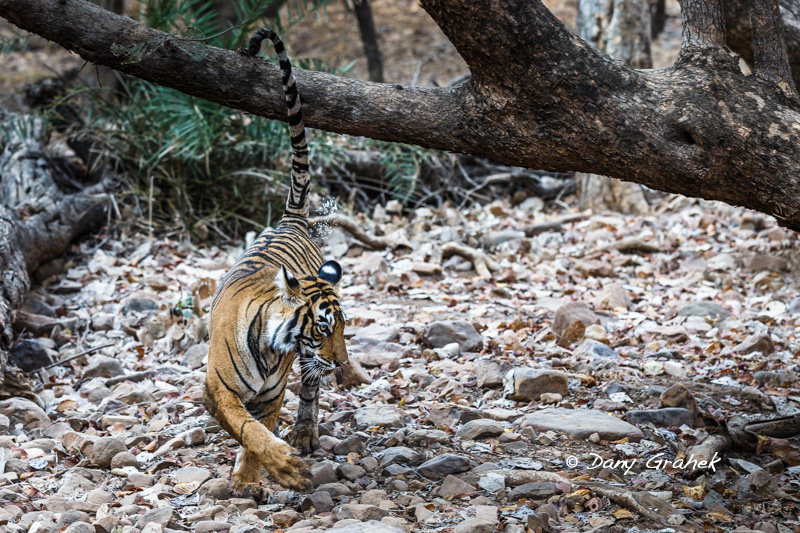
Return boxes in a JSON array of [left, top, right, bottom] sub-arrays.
[[0, 110, 109, 401]]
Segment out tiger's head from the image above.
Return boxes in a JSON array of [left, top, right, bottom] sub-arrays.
[[270, 260, 348, 381]]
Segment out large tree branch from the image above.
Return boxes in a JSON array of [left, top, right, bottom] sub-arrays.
[[1, 0, 800, 231]]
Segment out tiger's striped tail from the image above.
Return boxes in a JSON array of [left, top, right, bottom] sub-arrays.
[[245, 28, 310, 220]]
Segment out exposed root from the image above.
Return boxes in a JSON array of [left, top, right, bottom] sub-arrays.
[[441, 242, 499, 278], [309, 214, 409, 249]]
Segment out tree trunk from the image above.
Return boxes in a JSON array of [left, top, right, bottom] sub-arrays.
[[352, 0, 384, 83], [576, 0, 652, 215], [2, 0, 800, 231], [0, 111, 109, 400]]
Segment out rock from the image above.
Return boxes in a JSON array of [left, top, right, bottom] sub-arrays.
[[575, 338, 619, 359], [360, 489, 389, 506], [182, 343, 208, 369], [355, 405, 403, 428], [110, 452, 138, 470], [350, 338, 411, 367], [476, 361, 504, 388], [316, 482, 352, 497], [454, 519, 496, 533], [272, 509, 301, 528], [333, 435, 363, 455], [198, 479, 231, 500], [83, 356, 124, 378], [337, 463, 366, 481], [552, 302, 600, 337], [742, 254, 790, 272], [136, 506, 177, 529], [482, 408, 523, 422], [0, 397, 50, 430], [508, 482, 558, 500], [594, 283, 631, 310], [121, 297, 159, 314], [311, 462, 338, 487], [503, 368, 569, 401], [174, 466, 211, 485], [518, 408, 644, 441], [478, 472, 506, 493], [625, 408, 694, 428], [433, 342, 461, 360], [427, 404, 483, 427], [319, 435, 341, 452], [330, 520, 405, 533], [734, 333, 775, 355], [57, 510, 91, 527], [438, 475, 476, 499], [333, 504, 390, 521], [301, 491, 334, 513], [417, 454, 472, 479], [754, 371, 795, 387], [90, 437, 127, 468], [540, 393, 562, 404], [9, 339, 53, 372], [422, 321, 483, 352], [338, 355, 372, 388], [593, 399, 626, 412], [677, 301, 730, 323], [93, 515, 120, 533], [406, 429, 450, 447], [456, 419, 505, 441], [63, 522, 95, 533], [195, 521, 230, 533], [380, 446, 422, 467]]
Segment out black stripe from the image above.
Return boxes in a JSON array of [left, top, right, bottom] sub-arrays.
[[227, 340, 257, 393], [214, 369, 241, 398], [288, 111, 303, 126]]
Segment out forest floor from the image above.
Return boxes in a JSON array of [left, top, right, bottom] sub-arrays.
[[2, 1, 800, 533], [1, 194, 799, 533]]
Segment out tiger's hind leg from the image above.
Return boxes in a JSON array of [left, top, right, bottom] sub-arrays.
[[288, 379, 320, 455]]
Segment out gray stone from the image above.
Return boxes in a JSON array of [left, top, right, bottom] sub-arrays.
[[456, 419, 505, 441], [422, 321, 483, 352], [311, 461, 338, 487], [337, 463, 366, 481], [476, 361, 504, 388], [575, 338, 619, 358], [552, 302, 600, 336], [406, 429, 450, 447], [734, 333, 775, 355], [63, 522, 95, 533], [316, 482, 352, 497], [454, 518, 495, 533], [136, 506, 177, 528], [301, 491, 334, 513], [198, 479, 231, 500], [360, 489, 389, 505], [626, 408, 694, 428], [518, 408, 644, 441], [427, 404, 483, 427], [380, 446, 422, 467], [182, 343, 207, 370], [0, 397, 50, 430], [174, 466, 211, 485], [9, 339, 53, 372], [83, 356, 124, 378], [333, 504, 390, 521], [57, 510, 91, 527], [677, 301, 730, 323], [122, 297, 159, 314], [330, 520, 405, 533], [109, 451, 138, 470], [417, 454, 472, 479], [503, 368, 569, 401], [438, 475, 476, 499], [742, 254, 790, 272], [333, 435, 363, 455], [195, 521, 231, 533], [90, 437, 127, 468], [507, 482, 558, 500], [355, 405, 403, 428]]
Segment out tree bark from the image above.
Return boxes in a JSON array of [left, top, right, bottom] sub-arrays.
[[352, 0, 384, 83], [576, 0, 652, 215], [2, 0, 800, 231], [0, 111, 109, 400]]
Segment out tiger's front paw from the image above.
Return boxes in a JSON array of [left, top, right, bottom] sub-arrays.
[[288, 422, 319, 455], [263, 441, 312, 492]]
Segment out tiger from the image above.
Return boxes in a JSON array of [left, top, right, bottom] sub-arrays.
[[203, 28, 349, 493]]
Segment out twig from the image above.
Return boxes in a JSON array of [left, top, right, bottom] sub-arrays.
[[308, 214, 408, 249], [30, 342, 116, 373], [441, 242, 499, 278]]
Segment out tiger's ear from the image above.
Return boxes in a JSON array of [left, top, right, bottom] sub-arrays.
[[318, 260, 342, 287], [275, 265, 303, 305]]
